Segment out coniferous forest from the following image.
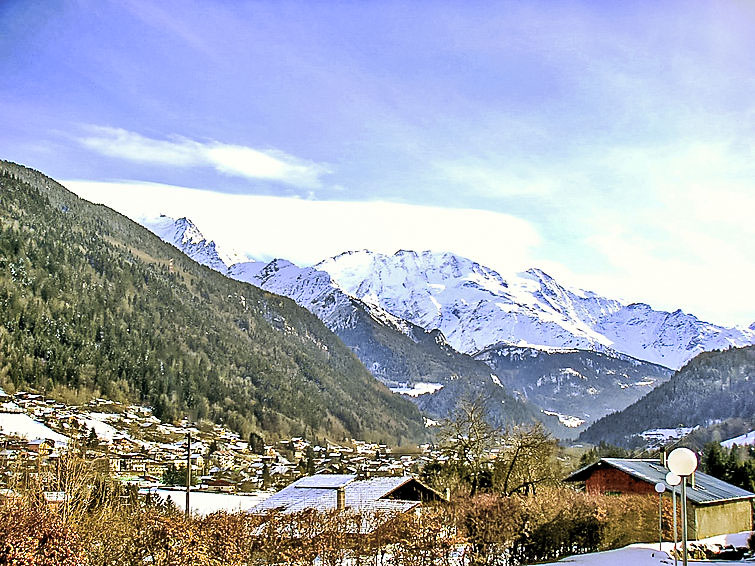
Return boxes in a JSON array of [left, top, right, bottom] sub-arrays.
[[0, 161, 426, 444], [579, 345, 755, 447]]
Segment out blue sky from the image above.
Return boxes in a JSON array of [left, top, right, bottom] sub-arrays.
[[1, 0, 754, 326]]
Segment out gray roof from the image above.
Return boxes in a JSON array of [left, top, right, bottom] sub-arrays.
[[253, 474, 425, 514], [566, 458, 755, 505], [295, 474, 354, 489]]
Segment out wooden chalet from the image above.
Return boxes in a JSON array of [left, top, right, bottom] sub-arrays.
[[566, 458, 755, 539]]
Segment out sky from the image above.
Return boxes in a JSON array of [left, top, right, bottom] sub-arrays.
[[1, 0, 754, 327]]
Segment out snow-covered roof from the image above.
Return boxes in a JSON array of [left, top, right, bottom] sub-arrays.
[[252, 474, 437, 514]]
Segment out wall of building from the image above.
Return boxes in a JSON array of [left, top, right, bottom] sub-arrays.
[[690, 500, 753, 540], [585, 467, 656, 496]]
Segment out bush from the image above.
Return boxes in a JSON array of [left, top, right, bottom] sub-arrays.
[[0, 484, 666, 566], [0, 503, 89, 566]]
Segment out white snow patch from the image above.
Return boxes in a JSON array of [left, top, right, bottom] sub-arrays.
[[0, 413, 68, 445], [389, 382, 444, 397], [77, 415, 119, 441], [154, 489, 271, 516], [541, 410, 585, 428], [490, 374, 503, 388], [721, 430, 755, 448], [560, 368, 585, 380], [640, 427, 697, 441], [539, 531, 752, 565]]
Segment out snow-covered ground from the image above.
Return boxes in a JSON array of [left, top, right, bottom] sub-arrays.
[[640, 427, 698, 442], [389, 382, 444, 397], [154, 489, 271, 516], [0, 412, 68, 445], [721, 430, 755, 448], [541, 410, 585, 428], [77, 413, 120, 441], [540, 531, 753, 565]]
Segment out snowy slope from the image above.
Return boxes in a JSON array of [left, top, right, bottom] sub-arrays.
[[143, 215, 248, 271], [230, 258, 416, 336], [0, 412, 68, 445], [721, 430, 755, 448], [316, 250, 755, 369]]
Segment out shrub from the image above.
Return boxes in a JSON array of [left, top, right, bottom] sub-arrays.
[[0, 502, 89, 566]]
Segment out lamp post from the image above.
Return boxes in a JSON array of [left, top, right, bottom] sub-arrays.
[[186, 431, 191, 518], [666, 472, 681, 566], [654, 482, 665, 552], [667, 448, 697, 566]]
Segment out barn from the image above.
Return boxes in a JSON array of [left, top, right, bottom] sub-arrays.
[[566, 458, 755, 539]]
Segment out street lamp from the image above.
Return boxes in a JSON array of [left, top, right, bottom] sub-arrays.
[[654, 482, 665, 552], [666, 471, 681, 566], [667, 448, 697, 566]]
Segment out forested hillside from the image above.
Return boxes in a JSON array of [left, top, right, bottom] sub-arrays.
[[579, 345, 755, 447], [0, 161, 425, 444]]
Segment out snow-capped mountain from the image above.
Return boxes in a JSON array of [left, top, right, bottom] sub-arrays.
[[141, 216, 696, 433], [316, 250, 755, 369], [230, 258, 413, 335], [227, 256, 544, 429], [142, 215, 247, 271]]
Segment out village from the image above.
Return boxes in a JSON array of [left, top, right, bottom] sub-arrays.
[[0, 387, 441, 501]]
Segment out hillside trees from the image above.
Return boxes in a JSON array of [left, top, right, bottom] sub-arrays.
[[0, 162, 425, 444], [702, 442, 755, 492], [580, 346, 755, 447]]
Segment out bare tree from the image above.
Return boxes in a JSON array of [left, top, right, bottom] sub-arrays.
[[494, 422, 560, 496], [438, 395, 501, 496]]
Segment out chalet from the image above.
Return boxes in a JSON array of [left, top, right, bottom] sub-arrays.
[[206, 477, 237, 493], [253, 474, 443, 519], [566, 458, 755, 539]]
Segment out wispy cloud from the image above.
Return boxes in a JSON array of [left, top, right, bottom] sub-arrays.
[[434, 158, 557, 198], [77, 126, 330, 189]]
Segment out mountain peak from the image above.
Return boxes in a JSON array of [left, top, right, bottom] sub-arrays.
[[142, 215, 248, 270]]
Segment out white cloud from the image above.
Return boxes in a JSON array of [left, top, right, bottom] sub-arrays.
[[564, 140, 755, 326], [77, 126, 330, 188], [62, 179, 541, 276]]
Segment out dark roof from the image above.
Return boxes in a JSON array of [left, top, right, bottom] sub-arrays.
[[253, 474, 436, 514], [566, 458, 755, 505]]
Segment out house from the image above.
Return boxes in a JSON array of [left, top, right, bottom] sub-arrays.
[[566, 458, 755, 539], [206, 477, 237, 493], [27, 438, 54, 456], [253, 473, 443, 518]]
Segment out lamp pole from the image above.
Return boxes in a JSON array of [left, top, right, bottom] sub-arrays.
[[654, 482, 665, 552], [666, 472, 681, 566], [667, 448, 697, 566], [186, 431, 191, 518]]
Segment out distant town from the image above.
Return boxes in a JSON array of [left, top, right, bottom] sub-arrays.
[[0, 387, 439, 499]]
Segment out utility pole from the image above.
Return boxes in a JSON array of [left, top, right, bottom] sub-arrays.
[[185, 431, 191, 517]]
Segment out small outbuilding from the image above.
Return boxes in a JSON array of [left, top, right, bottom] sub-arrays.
[[566, 458, 755, 539]]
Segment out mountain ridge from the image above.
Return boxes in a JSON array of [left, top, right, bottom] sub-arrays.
[[316, 249, 754, 370]]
